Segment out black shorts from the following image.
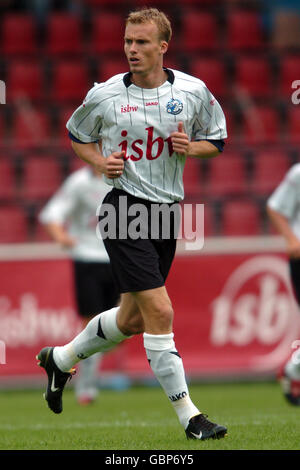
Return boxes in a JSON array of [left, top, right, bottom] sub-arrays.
[[289, 258, 300, 306], [73, 260, 119, 317], [98, 189, 178, 293]]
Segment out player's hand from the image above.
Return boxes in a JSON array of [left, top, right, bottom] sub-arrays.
[[104, 151, 125, 179], [170, 122, 190, 156], [58, 234, 77, 249], [287, 238, 300, 259]]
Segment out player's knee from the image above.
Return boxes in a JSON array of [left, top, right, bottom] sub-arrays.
[[151, 303, 174, 331], [126, 313, 145, 334], [117, 306, 144, 335]]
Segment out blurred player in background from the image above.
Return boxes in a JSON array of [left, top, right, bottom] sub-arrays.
[[267, 163, 300, 406], [37, 7, 228, 440], [39, 165, 119, 405]]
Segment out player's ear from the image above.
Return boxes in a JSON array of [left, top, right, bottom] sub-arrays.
[[160, 40, 168, 55]]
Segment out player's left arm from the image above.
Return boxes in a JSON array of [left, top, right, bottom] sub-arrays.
[[170, 122, 221, 159]]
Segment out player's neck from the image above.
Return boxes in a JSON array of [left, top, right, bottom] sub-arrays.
[[131, 68, 168, 89]]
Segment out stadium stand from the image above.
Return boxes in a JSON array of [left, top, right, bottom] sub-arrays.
[[189, 57, 228, 100], [279, 55, 300, 98], [0, 206, 29, 242], [21, 155, 63, 202], [179, 11, 219, 52], [221, 200, 262, 236], [12, 106, 52, 149], [240, 104, 281, 146], [45, 12, 84, 57], [233, 55, 273, 99], [90, 13, 125, 54], [249, 149, 290, 196], [0, 0, 298, 238], [226, 10, 265, 51], [1, 13, 38, 56], [6, 59, 44, 102], [0, 159, 16, 201], [286, 105, 300, 145], [50, 60, 90, 103], [204, 151, 248, 198], [182, 158, 203, 199]]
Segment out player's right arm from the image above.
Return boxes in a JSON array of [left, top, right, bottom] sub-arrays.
[[266, 206, 300, 259], [70, 141, 125, 179], [66, 84, 125, 179], [267, 164, 300, 259], [44, 222, 76, 248]]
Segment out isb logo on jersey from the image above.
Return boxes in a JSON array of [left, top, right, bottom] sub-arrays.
[[166, 98, 183, 115]]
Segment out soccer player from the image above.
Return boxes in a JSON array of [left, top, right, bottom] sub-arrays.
[[39, 165, 119, 405], [37, 7, 228, 440], [267, 163, 300, 406]]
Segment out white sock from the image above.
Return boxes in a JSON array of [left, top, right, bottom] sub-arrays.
[[53, 307, 128, 372], [285, 349, 300, 380], [144, 332, 200, 429]]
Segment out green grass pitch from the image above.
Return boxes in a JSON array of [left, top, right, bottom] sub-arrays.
[[0, 381, 299, 450]]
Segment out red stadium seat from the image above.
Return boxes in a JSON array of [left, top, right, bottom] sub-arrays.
[[55, 106, 75, 149], [0, 159, 16, 201], [180, 11, 219, 51], [179, 0, 220, 3], [6, 60, 44, 102], [45, 13, 83, 56], [221, 200, 262, 236], [202, 203, 215, 237], [21, 156, 63, 201], [222, 106, 236, 144], [0, 206, 29, 242], [33, 223, 52, 242], [250, 150, 290, 196], [163, 55, 182, 71], [189, 58, 227, 99], [183, 158, 203, 198], [279, 55, 300, 98], [51, 60, 90, 103], [0, 112, 6, 148], [227, 11, 265, 50], [234, 56, 272, 98], [90, 13, 125, 54], [33, 215, 53, 241], [12, 107, 51, 149], [241, 105, 281, 145], [1, 14, 38, 55], [180, 199, 215, 239], [286, 105, 300, 145], [85, 0, 130, 5], [205, 152, 248, 198], [97, 57, 128, 82], [69, 157, 87, 174]]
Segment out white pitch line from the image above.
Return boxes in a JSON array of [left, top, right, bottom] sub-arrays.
[[0, 420, 170, 432]]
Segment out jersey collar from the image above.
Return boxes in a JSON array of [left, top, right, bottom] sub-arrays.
[[123, 68, 175, 88]]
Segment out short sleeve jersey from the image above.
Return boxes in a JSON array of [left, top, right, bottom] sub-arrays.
[[67, 68, 227, 203], [39, 168, 111, 262], [267, 163, 300, 239]]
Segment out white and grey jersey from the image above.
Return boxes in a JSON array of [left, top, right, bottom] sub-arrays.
[[267, 163, 300, 239], [67, 68, 227, 203], [39, 167, 111, 262]]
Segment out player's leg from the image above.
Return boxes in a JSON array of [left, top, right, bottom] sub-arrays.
[[72, 261, 103, 405], [278, 259, 300, 405], [73, 261, 121, 405], [133, 286, 227, 440], [37, 292, 143, 413], [53, 292, 143, 371]]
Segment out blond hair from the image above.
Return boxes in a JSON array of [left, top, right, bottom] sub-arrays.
[[126, 7, 172, 43]]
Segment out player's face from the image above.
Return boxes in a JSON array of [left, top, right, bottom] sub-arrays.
[[124, 22, 168, 77]]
